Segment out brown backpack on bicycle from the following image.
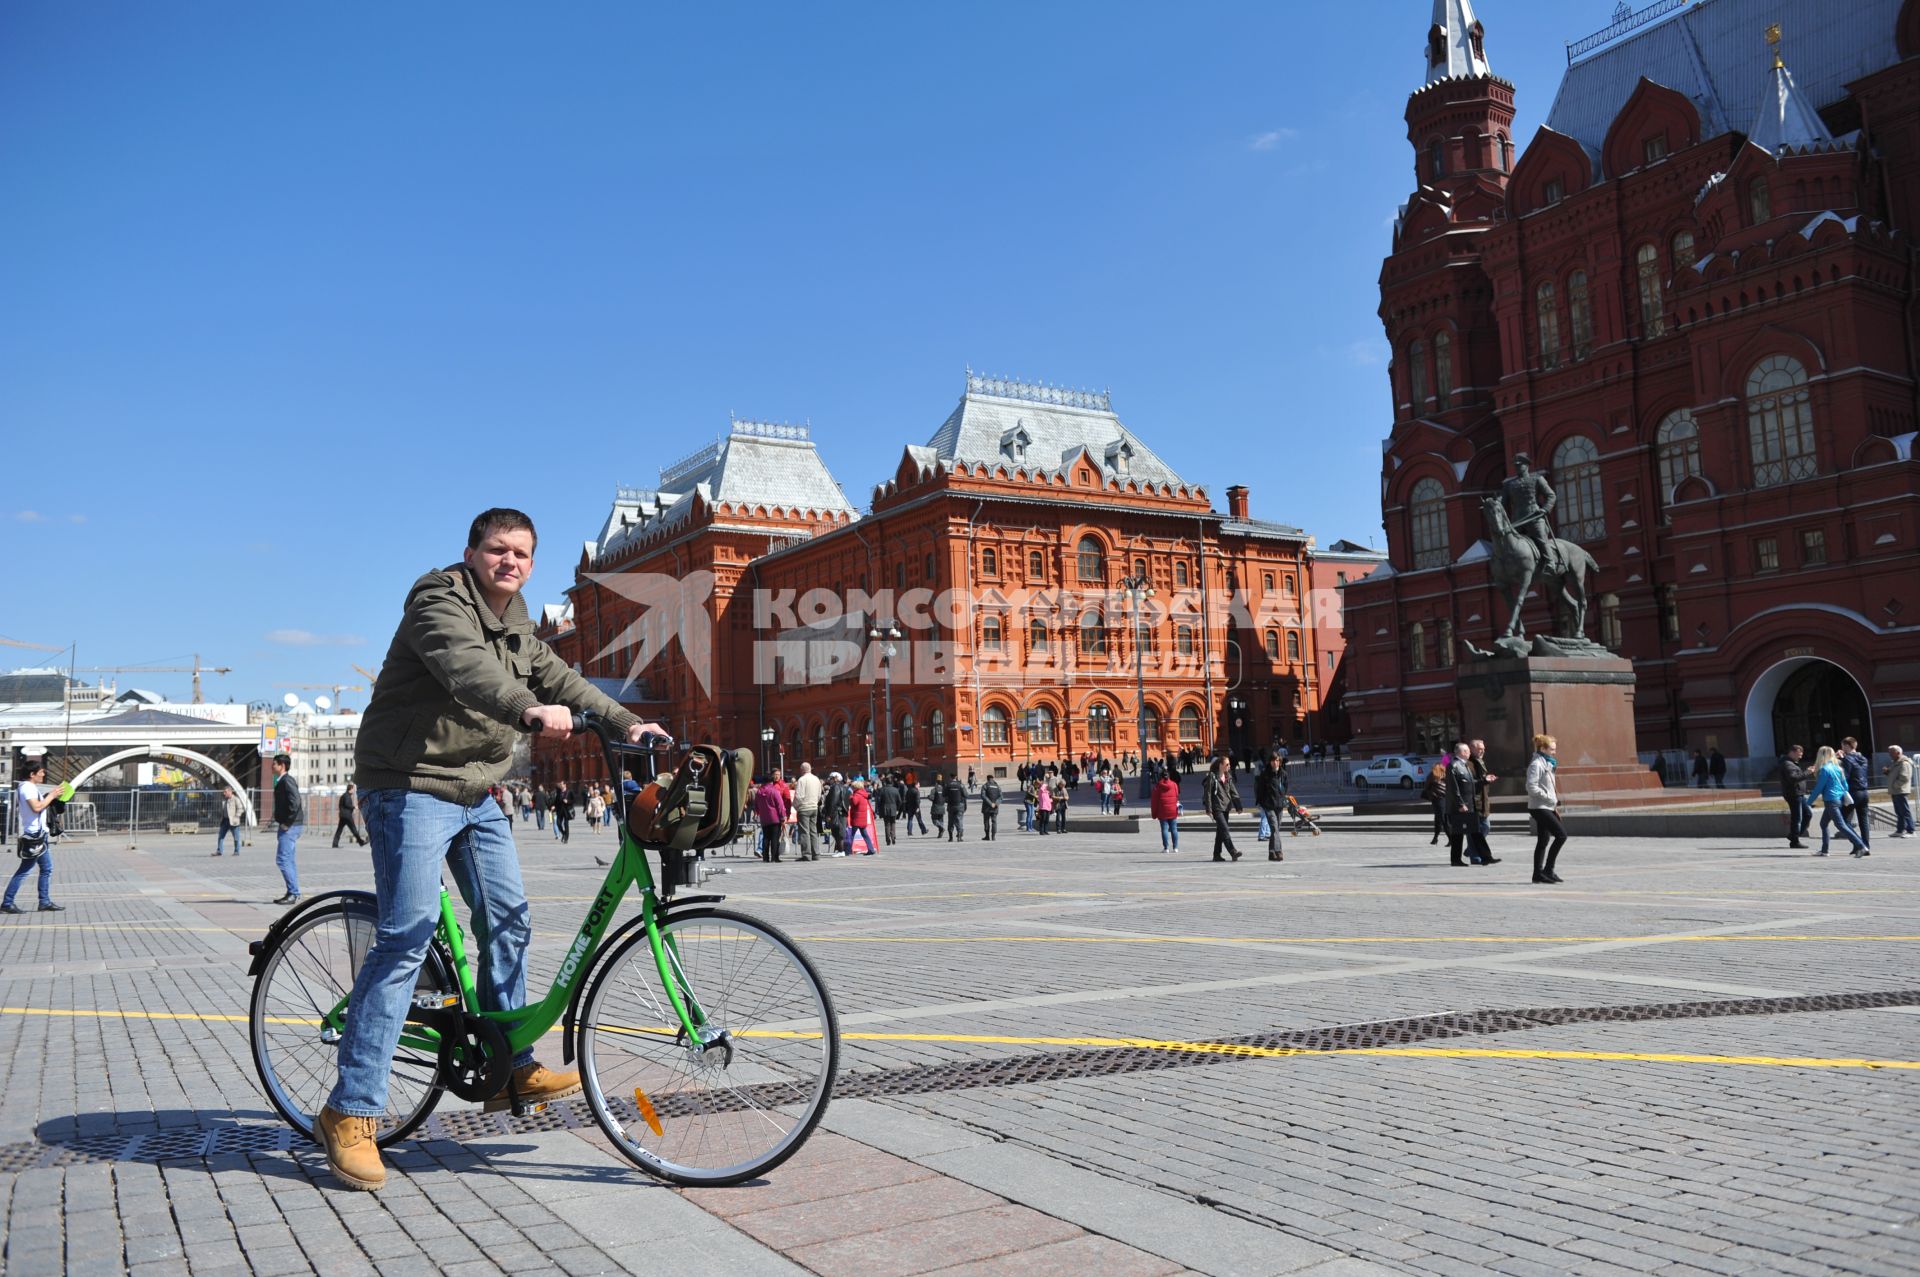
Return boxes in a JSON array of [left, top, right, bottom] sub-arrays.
[[627, 744, 754, 853]]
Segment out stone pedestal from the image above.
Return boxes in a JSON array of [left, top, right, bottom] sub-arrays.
[[1456, 655, 1662, 801]]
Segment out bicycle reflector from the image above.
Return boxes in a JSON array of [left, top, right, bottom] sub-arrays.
[[632, 1087, 665, 1137]]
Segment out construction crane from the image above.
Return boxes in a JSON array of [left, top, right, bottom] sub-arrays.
[[273, 681, 366, 711], [352, 663, 381, 685], [70, 653, 231, 703], [0, 635, 65, 653]]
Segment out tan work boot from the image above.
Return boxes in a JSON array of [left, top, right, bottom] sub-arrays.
[[483, 1061, 582, 1113], [315, 1106, 386, 1191]]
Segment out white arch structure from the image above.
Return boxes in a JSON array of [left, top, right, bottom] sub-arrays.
[[68, 747, 260, 827], [1742, 655, 1874, 759]]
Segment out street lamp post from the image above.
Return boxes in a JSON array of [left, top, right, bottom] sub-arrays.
[[869, 626, 901, 762], [760, 727, 776, 775], [1117, 571, 1155, 799]]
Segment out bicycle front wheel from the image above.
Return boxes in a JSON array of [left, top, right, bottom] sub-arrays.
[[577, 907, 838, 1185], [249, 899, 449, 1146]]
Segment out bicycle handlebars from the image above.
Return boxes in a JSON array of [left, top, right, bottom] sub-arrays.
[[570, 709, 673, 750]]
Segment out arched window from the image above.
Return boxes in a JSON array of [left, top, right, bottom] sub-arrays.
[[1552, 435, 1605, 541], [1428, 138, 1445, 181], [1568, 271, 1593, 360], [1174, 560, 1190, 586], [1746, 356, 1816, 487], [1408, 340, 1429, 407], [899, 709, 917, 751], [812, 722, 827, 758], [1028, 549, 1045, 579], [924, 551, 936, 582], [1671, 229, 1695, 269], [1079, 610, 1107, 654], [1536, 281, 1561, 368], [1088, 703, 1114, 744], [1175, 623, 1195, 655], [1142, 704, 1162, 744], [835, 718, 850, 756], [1026, 705, 1055, 746], [1599, 593, 1623, 649], [1635, 243, 1666, 337], [788, 729, 802, 764], [982, 704, 1009, 745], [1264, 630, 1280, 660], [981, 547, 998, 576], [1434, 330, 1453, 401], [929, 709, 945, 746], [1028, 618, 1049, 652], [1132, 557, 1146, 579], [981, 616, 1003, 649], [1655, 408, 1702, 515], [1077, 536, 1106, 582], [1498, 134, 1511, 170], [1660, 584, 1680, 641], [1177, 705, 1202, 743], [1286, 630, 1301, 662], [1409, 477, 1449, 569], [1749, 175, 1771, 224], [1409, 621, 1426, 672]]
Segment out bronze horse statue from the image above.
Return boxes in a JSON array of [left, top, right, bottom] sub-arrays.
[[1480, 496, 1599, 640]]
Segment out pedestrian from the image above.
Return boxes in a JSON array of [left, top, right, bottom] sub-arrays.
[[1150, 770, 1180, 852], [1444, 742, 1484, 867], [1812, 745, 1868, 856], [967, 766, 977, 793], [1034, 772, 1053, 835], [944, 772, 967, 841], [1203, 756, 1241, 861], [1709, 746, 1727, 789], [1691, 749, 1709, 788], [532, 784, 547, 830], [823, 772, 850, 854], [847, 780, 878, 854], [212, 784, 246, 857], [334, 782, 368, 847], [1778, 745, 1811, 850], [270, 753, 304, 905], [4, 756, 62, 913], [929, 772, 947, 837], [1422, 760, 1448, 846], [877, 772, 901, 846], [793, 761, 822, 859], [753, 774, 788, 862], [585, 787, 605, 832], [1888, 745, 1915, 838], [903, 774, 926, 836], [551, 784, 573, 844], [1841, 736, 1873, 849], [1525, 733, 1567, 884], [1256, 753, 1286, 861], [312, 505, 662, 1191], [1019, 772, 1035, 832], [1469, 740, 1500, 866], [1049, 773, 1068, 833], [980, 775, 1000, 840]]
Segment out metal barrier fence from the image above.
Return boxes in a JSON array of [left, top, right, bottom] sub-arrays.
[[0, 788, 349, 842]]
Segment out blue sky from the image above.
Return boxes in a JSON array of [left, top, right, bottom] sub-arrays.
[[2, 0, 1594, 706]]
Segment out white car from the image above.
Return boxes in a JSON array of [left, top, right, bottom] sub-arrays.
[[1350, 755, 1427, 790]]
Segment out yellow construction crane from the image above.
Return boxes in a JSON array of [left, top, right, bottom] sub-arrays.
[[352, 663, 381, 685], [1, 635, 65, 653], [71, 653, 231, 703]]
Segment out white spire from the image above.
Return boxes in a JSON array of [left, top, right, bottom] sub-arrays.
[[1748, 59, 1835, 156], [1424, 0, 1490, 84]]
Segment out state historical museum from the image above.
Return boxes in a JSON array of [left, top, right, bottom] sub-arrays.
[[1343, 0, 1920, 764]]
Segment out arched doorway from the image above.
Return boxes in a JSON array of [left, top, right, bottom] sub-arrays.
[[1744, 657, 1872, 759]]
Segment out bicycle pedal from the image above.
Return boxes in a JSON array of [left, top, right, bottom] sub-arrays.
[[511, 1099, 550, 1117]]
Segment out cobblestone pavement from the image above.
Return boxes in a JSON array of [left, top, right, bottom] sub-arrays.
[[1, 818, 1917, 1276]]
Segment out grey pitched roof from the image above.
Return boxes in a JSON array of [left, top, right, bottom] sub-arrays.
[[90, 708, 218, 728], [925, 374, 1189, 488], [1545, 0, 1899, 170], [1749, 61, 1838, 155], [1219, 516, 1308, 542], [1425, 0, 1491, 84], [0, 673, 67, 704], [598, 421, 855, 558]]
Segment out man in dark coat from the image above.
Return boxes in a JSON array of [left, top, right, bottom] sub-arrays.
[[1778, 746, 1811, 849], [1255, 755, 1286, 859], [943, 773, 967, 841], [1841, 737, 1873, 850], [1444, 743, 1484, 867], [1709, 747, 1727, 790], [980, 776, 1001, 840], [876, 775, 902, 845]]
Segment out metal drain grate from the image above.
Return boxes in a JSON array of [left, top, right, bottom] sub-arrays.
[[4, 988, 1911, 1167]]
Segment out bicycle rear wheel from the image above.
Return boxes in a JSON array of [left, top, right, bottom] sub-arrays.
[[577, 906, 837, 1185], [249, 899, 449, 1146]]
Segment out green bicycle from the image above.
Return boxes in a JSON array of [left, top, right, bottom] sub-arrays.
[[246, 712, 838, 1185]]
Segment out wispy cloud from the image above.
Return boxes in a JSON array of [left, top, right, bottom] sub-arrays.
[[14, 511, 44, 523], [1344, 339, 1386, 368], [266, 629, 365, 647], [1248, 127, 1298, 152], [67, 514, 86, 524]]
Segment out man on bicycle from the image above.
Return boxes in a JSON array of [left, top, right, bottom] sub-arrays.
[[317, 507, 664, 1191]]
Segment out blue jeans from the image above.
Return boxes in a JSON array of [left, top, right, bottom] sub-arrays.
[[5, 846, 53, 907], [1849, 789, 1873, 847], [1158, 817, 1179, 850], [275, 825, 303, 895], [1819, 800, 1866, 853], [216, 821, 244, 855], [1895, 793, 1914, 835], [1783, 795, 1809, 841], [327, 790, 534, 1117]]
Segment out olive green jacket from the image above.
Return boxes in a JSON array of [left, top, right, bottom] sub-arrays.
[[355, 565, 641, 804]]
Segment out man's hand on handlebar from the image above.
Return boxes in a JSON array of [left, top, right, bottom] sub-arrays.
[[523, 704, 576, 742], [563, 708, 673, 748], [626, 720, 669, 746]]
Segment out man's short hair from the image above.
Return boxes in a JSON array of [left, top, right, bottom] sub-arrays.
[[273, 752, 292, 769], [468, 507, 539, 552], [1842, 736, 1858, 749]]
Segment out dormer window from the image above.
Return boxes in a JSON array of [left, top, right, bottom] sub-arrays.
[[1427, 25, 1446, 67], [1748, 175, 1771, 224], [1642, 134, 1668, 164], [1542, 178, 1564, 207], [1104, 439, 1134, 475], [1468, 22, 1484, 62], [1000, 424, 1031, 464]]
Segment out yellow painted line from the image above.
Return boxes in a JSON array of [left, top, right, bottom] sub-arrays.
[[795, 934, 1920, 945]]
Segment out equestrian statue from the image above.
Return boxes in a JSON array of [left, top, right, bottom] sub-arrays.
[[1479, 453, 1600, 643]]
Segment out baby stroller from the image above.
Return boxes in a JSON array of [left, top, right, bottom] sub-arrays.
[[1284, 794, 1322, 837]]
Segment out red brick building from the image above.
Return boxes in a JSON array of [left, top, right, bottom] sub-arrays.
[[1343, 0, 1920, 765], [534, 377, 1329, 783]]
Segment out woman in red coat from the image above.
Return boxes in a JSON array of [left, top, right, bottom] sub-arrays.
[[1150, 773, 1181, 853], [847, 781, 878, 856]]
